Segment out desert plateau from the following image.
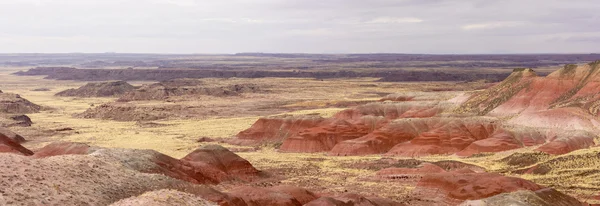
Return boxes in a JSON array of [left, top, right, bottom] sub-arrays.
[[0, 53, 599, 206]]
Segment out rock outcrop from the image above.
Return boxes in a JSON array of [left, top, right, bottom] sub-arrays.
[[0, 128, 33, 155], [279, 103, 445, 153], [252, 103, 595, 156], [33, 143, 261, 185], [0, 153, 244, 206], [78, 102, 170, 121], [0, 114, 33, 127], [117, 79, 261, 102], [459, 62, 600, 131], [55, 81, 135, 97], [233, 115, 325, 145], [0, 92, 41, 114], [181, 145, 261, 183]]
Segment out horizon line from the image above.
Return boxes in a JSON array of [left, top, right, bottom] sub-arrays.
[[0, 52, 599, 56]]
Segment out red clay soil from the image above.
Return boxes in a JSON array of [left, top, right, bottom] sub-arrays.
[[226, 63, 600, 157], [278, 103, 444, 153], [0, 129, 33, 155], [413, 170, 544, 205], [535, 135, 596, 155], [233, 115, 324, 145], [336, 117, 501, 156], [181, 145, 261, 182], [460, 62, 600, 131], [280, 112, 595, 157], [32, 141, 92, 158]]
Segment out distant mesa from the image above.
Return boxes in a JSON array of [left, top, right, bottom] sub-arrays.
[[14, 66, 518, 82], [31, 88, 51, 92], [74, 79, 265, 121], [55, 81, 135, 97], [77, 102, 210, 121], [117, 79, 262, 102]]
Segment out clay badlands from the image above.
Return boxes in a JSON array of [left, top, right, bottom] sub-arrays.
[[2, 54, 600, 206]]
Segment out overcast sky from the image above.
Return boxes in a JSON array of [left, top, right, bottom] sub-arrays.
[[0, 0, 598, 53]]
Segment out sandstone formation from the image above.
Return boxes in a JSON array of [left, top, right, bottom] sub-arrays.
[[459, 62, 600, 131], [230, 63, 600, 157], [279, 102, 445, 153], [55, 81, 135, 97], [233, 115, 325, 145], [236, 102, 594, 156], [181, 145, 261, 182]]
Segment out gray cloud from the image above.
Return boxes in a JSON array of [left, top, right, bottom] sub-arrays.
[[0, 0, 598, 53]]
